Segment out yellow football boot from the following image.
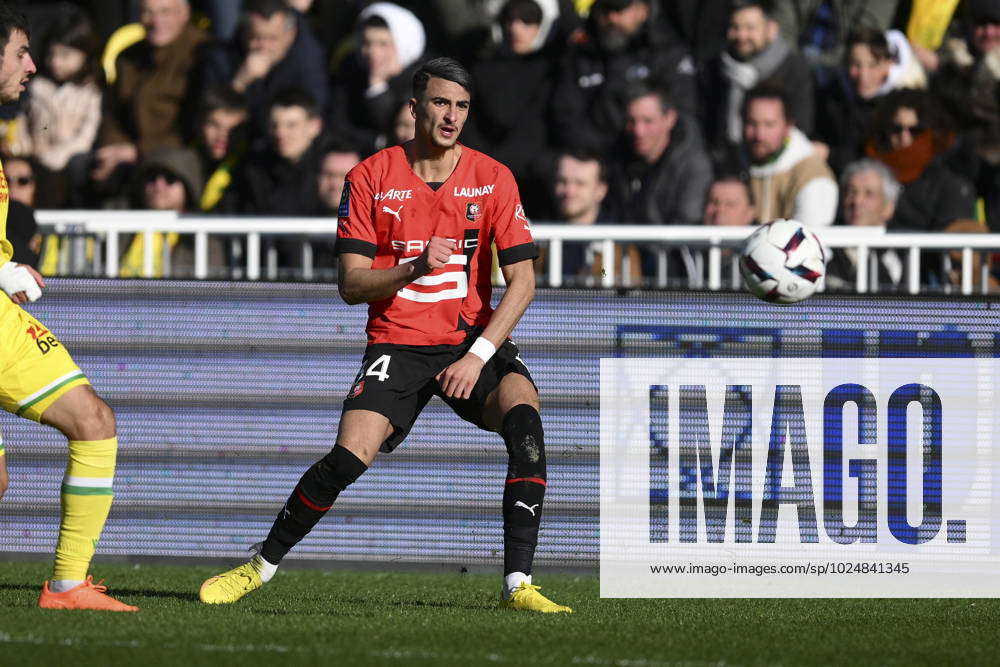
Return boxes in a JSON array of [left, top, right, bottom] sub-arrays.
[[501, 582, 573, 613], [199, 561, 264, 604]]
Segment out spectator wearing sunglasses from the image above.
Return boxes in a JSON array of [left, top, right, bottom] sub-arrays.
[[0, 153, 40, 269], [865, 89, 975, 232], [115, 147, 224, 277]]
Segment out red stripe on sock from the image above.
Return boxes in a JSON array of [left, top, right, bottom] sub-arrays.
[[506, 477, 547, 486], [296, 488, 332, 512]]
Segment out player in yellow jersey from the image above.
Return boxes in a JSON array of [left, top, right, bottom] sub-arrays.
[[0, 4, 136, 612]]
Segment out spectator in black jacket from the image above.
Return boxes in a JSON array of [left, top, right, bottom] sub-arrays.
[[550, 0, 698, 155], [701, 0, 814, 169], [231, 88, 325, 215], [464, 0, 559, 217], [608, 85, 713, 282], [608, 85, 713, 226], [230, 89, 327, 276], [328, 2, 426, 156], [200, 0, 327, 143]]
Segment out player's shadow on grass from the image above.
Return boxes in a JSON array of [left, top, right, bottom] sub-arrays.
[[336, 595, 495, 611], [111, 587, 200, 602], [0, 583, 198, 603], [0, 583, 40, 593]]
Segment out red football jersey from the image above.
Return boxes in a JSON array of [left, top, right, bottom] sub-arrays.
[[336, 144, 537, 345]]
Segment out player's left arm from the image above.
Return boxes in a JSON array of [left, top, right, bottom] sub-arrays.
[[436, 258, 534, 400]]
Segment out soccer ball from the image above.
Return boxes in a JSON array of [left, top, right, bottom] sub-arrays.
[[739, 219, 826, 304]]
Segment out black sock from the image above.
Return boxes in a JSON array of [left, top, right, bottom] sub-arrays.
[[260, 445, 367, 565], [500, 404, 547, 577]]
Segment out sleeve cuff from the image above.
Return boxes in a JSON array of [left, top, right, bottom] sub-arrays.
[[497, 242, 539, 266], [335, 238, 377, 258]]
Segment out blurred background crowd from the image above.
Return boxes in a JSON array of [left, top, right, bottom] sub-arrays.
[[3, 0, 999, 287]]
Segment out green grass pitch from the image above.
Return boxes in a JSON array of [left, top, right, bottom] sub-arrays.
[[2, 561, 999, 666]]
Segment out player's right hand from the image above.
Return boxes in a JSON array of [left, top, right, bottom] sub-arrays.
[[413, 236, 455, 276]]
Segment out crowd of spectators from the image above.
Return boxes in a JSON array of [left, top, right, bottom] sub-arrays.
[[4, 0, 999, 287]]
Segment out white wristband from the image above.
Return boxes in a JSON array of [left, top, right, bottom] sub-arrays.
[[468, 336, 496, 363], [0, 261, 41, 302]]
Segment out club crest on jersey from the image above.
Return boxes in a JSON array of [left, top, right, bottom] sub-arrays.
[[338, 181, 351, 217], [349, 380, 365, 398], [466, 202, 482, 222]]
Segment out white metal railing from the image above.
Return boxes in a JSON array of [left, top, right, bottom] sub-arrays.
[[34, 210, 1000, 294]]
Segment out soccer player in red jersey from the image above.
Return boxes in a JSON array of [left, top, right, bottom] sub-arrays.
[[200, 57, 572, 613]]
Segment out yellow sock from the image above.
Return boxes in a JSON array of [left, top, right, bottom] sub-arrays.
[[52, 438, 117, 581]]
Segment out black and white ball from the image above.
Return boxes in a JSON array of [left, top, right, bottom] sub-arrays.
[[739, 219, 826, 304]]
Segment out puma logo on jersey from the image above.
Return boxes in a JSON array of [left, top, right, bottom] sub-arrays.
[[383, 205, 403, 221], [453, 184, 495, 198], [374, 188, 413, 202], [515, 501, 539, 516]]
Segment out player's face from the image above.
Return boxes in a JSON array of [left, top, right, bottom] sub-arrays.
[[703, 182, 754, 226], [269, 105, 322, 162], [555, 156, 607, 222], [847, 44, 890, 100], [140, 0, 190, 47], [843, 169, 893, 226], [201, 108, 246, 160], [625, 95, 675, 163], [412, 77, 470, 149], [743, 98, 790, 162], [0, 30, 35, 105], [318, 151, 359, 210], [728, 7, 776, 60]]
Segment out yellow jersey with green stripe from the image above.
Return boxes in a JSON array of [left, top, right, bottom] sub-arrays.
[[0, 157, 90, 423]]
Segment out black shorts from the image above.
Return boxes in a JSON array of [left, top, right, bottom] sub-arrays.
[[342, 333, 536, 452]]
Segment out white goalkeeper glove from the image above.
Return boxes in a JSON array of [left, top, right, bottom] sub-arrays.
[[0, 261, 42, 303]]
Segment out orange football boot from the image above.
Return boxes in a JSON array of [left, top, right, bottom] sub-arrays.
[[38, 576, 139, 612]]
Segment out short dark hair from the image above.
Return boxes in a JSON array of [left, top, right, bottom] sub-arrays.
[[499, 0, 543, 26], [731, 0, 775, 19], [846, 28, 893, 62], [244, 0, 292, 21], [625, 83, 675, 114], [321, 138, 362, 159], [270, 88, 320, 117], [412, 57, 472, 100], [0, 2, 29, 54], [199, 85, 247, 121], [711, 174, 754, 205], [360, 14, 389, 30], [743, 83, 792, 121], [559, 148, 608, 184]]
